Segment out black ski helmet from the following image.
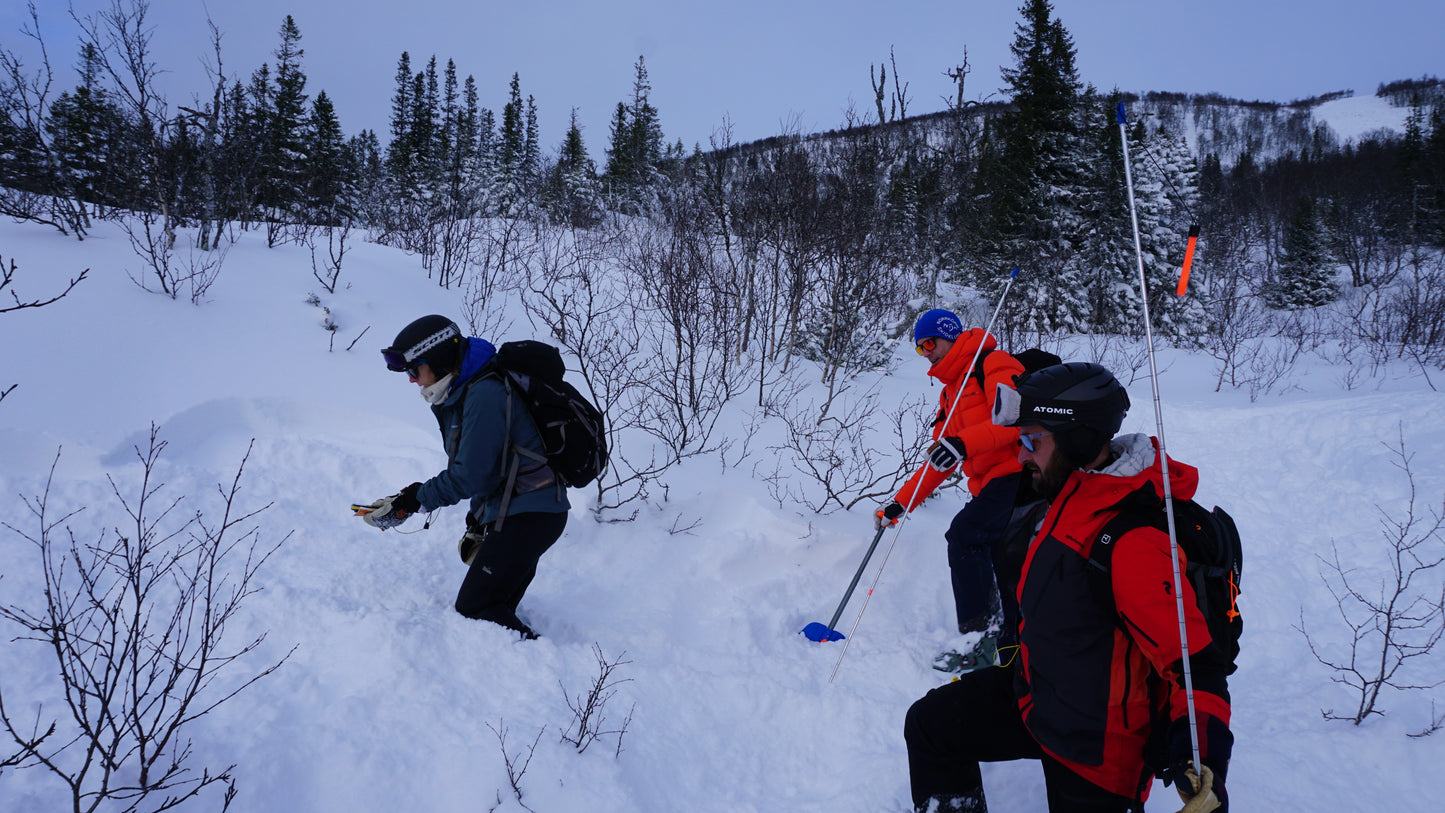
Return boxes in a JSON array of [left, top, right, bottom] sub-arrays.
[[382, 315, 463, 376], [993, 362, 1130, 467]]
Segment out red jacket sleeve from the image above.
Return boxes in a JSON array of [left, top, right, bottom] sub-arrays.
[[1111, 526, 1232, 727]]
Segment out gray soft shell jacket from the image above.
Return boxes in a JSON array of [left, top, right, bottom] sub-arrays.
[[415, 338, 570, 525]]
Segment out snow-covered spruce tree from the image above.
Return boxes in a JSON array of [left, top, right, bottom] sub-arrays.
[[1267, 195, 1338, 309], [258, 16, 310, 245], [493, 72, 530, 217], [1123, 117, 1206, 336], [968, 0, 1092, 334], [545, 108, 605, 228], [603, 56, 665, 214], [43, 42, 126, 219]]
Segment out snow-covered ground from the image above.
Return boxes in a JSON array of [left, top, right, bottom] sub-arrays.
[[1312, 92, 1410, 144], [2, 218, 1443, 812]]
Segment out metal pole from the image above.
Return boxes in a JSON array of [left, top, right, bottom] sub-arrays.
[[1116, 102, 1201, 772]]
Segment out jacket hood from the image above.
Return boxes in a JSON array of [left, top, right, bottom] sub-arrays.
[[929, 328, 997, 384], [1087, 432, 1199, 509], [437, 337, 498, 405]]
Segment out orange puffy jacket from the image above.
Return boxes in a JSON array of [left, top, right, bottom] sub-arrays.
[[893, 329, 1022, 509]]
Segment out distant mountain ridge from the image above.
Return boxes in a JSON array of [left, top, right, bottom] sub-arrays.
[[737, 77, 1439, 169]]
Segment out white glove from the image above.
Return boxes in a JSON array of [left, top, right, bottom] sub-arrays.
[[355, 492, 412, 530]]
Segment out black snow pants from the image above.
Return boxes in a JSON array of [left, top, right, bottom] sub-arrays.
[[903, 664, 1143, 812], [454, 510, 567, 637], [943, 471, 1022, 638]]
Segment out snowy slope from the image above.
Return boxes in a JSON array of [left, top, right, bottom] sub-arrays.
[[1311, 92, 1410, 144], [1, 219, 1443, 812]]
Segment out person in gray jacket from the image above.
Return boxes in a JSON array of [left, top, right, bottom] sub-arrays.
[[359, 314, 569, 639]]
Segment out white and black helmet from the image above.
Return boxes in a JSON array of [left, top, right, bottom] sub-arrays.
[[382, 315, 463, 376], [994, 362, 1130, 465]]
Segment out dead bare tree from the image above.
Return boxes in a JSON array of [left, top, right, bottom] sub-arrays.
[[1297, 429, 1445, 725], [0, 2, 92, 237], [869, 47, 909, 125], [0, 428, 295, 810]]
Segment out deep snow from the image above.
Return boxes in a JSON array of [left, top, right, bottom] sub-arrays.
[[2, 216, 1443, 812]]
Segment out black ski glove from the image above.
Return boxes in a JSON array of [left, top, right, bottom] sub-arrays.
[[927, 436, 966, 471], [875, 501, 905, 529], [394, 482, 422, 515]]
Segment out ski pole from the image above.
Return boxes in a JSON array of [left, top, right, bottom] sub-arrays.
[[830, 266, 1021, 682], [1116, 102, 1201, 774], [801, 525, 887, 642]]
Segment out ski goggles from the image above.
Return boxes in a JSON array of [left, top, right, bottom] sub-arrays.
[[914, 337, 939, 356], [381, 349, 420, 375]]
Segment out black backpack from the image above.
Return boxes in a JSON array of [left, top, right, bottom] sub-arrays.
[[1087, 497, 1242, 787], [1088, 498, 1244, 674], [484, 340, 609, 490], [968, 346, 1063, 391]]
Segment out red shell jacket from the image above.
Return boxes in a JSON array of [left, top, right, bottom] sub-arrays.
[[1013, 434, 1232, 800], [893, 329, 1023, 507]]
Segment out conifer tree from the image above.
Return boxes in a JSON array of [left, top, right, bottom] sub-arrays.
[[44, 42, 126, 211], [495, 72, 529, 215], [603, 56, 665, 211], [545, 108, 603, 227], [1267, 195, 1337, 308], [972, 0, 1091, 331], [303, 90, 350, 224], [386, 52, 415, 180], [258, 16, 309, 228]]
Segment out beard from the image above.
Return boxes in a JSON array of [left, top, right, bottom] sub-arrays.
[[1025, 453, 1072, 500]]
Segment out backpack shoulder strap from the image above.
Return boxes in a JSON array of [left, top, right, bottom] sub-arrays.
[[969, 346, 995, 392], [1085, 505, 1168, 613]]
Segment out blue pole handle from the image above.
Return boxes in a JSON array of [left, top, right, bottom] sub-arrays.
[[1116, 102, 1127, 125], [1009, 266, 1020, 279]]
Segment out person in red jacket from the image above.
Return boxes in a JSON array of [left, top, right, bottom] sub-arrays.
[[877, 309, 1027, 668], [903, 362, 1232, 813]]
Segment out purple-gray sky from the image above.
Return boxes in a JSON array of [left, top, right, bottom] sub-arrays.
[[4, 1, 1441, 154]]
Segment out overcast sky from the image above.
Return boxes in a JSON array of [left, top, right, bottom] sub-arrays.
[[4, 1, 1441, 155]]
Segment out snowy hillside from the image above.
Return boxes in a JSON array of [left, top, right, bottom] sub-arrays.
[[2, 218, 1443, 812], [1312, 92, 1410, 144]]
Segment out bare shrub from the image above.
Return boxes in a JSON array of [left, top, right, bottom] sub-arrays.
[[765, 388, 933, 513], [558, 644, 635, 757], [307, 223, 352, 294], [1297, 430, 1445, 725], [0, 427, 295, 809], [485, 720, 543, 813]]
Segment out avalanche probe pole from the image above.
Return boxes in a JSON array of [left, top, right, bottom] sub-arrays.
[[829, 267, 1020, 682], [1116, 102, 1202, 773]]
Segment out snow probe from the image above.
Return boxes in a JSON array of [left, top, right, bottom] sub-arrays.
[[1117, 102, 1202, 774], [826, 267, 1021, 681], [801, 525, 888, 642]]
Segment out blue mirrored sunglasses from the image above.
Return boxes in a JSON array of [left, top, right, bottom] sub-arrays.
[[1018, 430, 1051, 453]]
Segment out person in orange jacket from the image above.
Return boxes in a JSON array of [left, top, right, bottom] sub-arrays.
[[877, 308, 1027, 668]]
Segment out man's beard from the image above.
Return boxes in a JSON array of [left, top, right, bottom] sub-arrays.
[[1026, 455, 1072, 499]]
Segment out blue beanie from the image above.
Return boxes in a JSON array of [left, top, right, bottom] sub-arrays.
[[913, 309, 964, 342]]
